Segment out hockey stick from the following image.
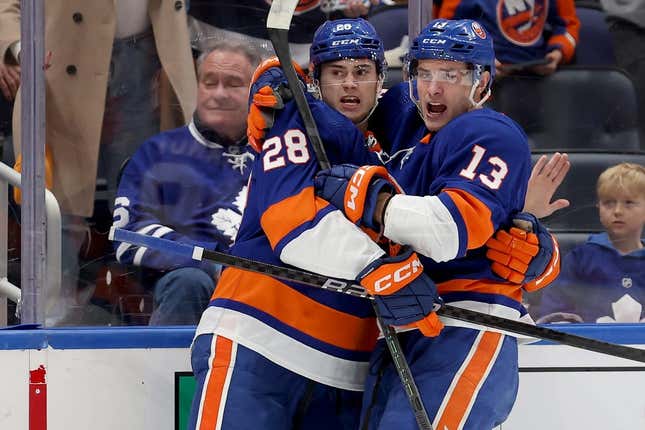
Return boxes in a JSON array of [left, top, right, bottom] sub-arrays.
[[266, 4, 431, 428], [266, 0, 331, 170], [110, 227, 645, 364]]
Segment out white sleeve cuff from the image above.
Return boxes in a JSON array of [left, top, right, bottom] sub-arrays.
[[383, 194, 459, 262]]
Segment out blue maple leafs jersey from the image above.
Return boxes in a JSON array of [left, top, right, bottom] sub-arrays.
[[375, 83, 534, 325], [112, 122, 253, 273], [196, 95, 386, 391], [537, 233, 645, 323]]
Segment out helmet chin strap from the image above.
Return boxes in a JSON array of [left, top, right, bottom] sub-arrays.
[[309, 78, 322, 100], [408, 79, 424, 117], [468, 78, 491, 108], [354, 75, 385, 129]]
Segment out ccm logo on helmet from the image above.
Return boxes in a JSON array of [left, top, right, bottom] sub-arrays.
[[332, 38, 360, 46], [373, 257, 423, 293], [422, 38, 447, 45]]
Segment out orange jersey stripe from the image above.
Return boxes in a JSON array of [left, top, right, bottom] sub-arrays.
[[549, 34, 576, 63], [435, 331, 504, 430], [213, 268, 379, 352], [198, 336, 234, 430], [438, 278, 523, 303], [260, 186, 331, 250], [551, 0, 580, 63], [437, 0, 460, 19], [444, 188, 494, 250]]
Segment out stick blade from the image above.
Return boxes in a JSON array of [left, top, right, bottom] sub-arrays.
[[267, 0, 299, 30]]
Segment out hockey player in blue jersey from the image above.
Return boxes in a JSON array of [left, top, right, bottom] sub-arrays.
[[313, 19, 562, 429], [111, 41, 260, 325], [186, 50, 443, 430], [240, 17, 560, 429]]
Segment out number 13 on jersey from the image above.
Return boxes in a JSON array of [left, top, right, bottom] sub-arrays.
[[459, 144, 508, 190]]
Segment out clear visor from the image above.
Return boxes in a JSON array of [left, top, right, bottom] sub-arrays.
[[318, 60, 381, 86], [412, 67, 474, 86]]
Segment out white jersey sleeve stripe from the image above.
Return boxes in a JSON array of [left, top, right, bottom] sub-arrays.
[[280, 211, 385, 280]]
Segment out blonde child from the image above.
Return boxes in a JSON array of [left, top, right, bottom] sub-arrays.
[[537, 163, 645, 323]]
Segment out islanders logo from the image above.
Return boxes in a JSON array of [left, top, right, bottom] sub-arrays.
[[472, 22, 487, 39], [496, 0, 548, 46], [264, 0, 321, 14]]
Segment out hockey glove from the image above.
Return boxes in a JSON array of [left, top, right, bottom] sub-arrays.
[[357, 247, 444, 336], [314, 164, 401, 231], [486, 212, 560, 290], [247, 57, 308, 152]]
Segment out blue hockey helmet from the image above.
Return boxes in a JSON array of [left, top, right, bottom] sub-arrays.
[[406, 19, 495, 90], [310, 18, 386, 80]]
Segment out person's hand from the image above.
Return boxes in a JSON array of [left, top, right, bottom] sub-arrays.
[[0, 61, 20, 101], [247, 57, 307, 152], [314, 164, 399, 230], [531, 50, 562, 76], [357, 246, 444, 336], [342, 0, 378, 17], [523, 152, 570, 219]]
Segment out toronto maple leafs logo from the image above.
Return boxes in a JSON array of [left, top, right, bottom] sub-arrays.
[[210, 186, 248, 243], [596, 294, 645, 323]]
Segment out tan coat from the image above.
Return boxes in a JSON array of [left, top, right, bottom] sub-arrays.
[[0, 0, 197, 216]]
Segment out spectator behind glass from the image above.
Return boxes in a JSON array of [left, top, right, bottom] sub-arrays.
[[537, 163, 645, 324], [438, 0, 580, 77], [112, 41, 260, 325], [0, 0, 197, 325], [601, 0, 645, 145], [187, 0, 379, 66], [0, 57, 18, 145]]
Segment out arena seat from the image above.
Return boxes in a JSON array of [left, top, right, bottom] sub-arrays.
[[573, 2, 616, 66], [368, 4, 408, 88], [490, 67, 640, 151], [552, 231, 590, 256], [533, 151, 645, 231]]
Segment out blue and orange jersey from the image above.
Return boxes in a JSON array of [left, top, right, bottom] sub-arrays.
[[195, 95, 386, 391], [374, 83, 534, 326], [439, 0, 580, 63]]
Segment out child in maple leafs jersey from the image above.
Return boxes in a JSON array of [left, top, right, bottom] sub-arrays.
[[537, 163, 645, 323]]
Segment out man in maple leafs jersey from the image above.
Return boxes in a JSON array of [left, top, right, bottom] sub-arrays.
[[111, 41, 261, 325]]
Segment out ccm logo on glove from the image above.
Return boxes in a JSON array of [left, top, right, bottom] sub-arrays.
[[362, 253, 423, 294], [345, 166, 369, 212]]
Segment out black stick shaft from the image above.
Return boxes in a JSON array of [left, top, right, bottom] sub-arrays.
[[110, 227, 645, 364]]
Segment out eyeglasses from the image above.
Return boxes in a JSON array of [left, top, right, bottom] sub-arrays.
[[414, 68, 474, 85]]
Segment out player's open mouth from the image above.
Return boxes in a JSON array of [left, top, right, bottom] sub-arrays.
[[340, 95, 361, 107], [427, 103, 447, 114]]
